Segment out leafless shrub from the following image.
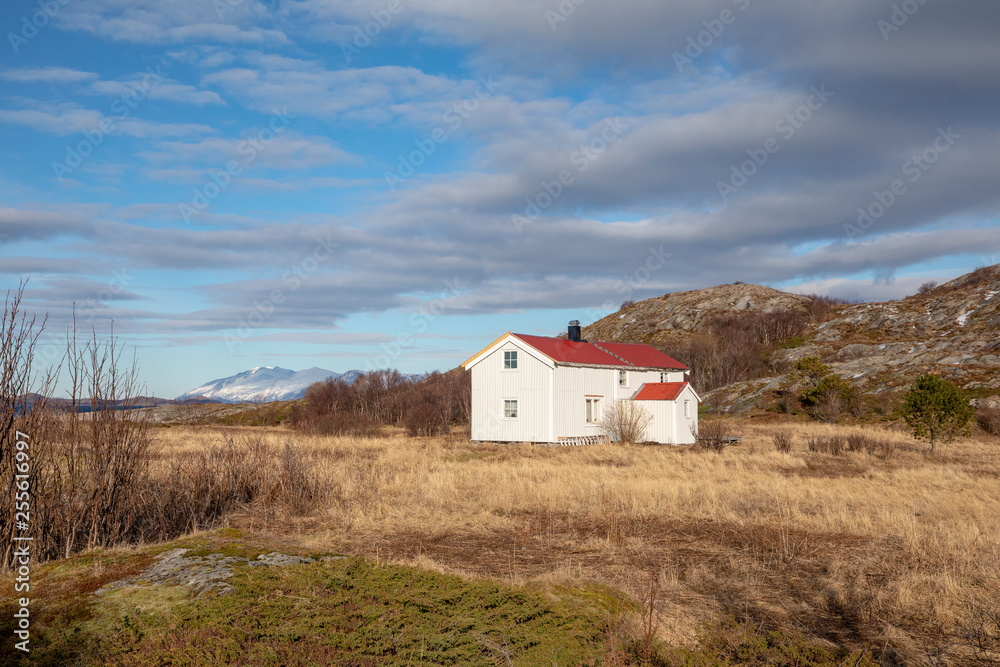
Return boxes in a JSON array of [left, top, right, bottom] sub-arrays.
[[2, 287, 157, 566], [153, 429, 271, 533], [807, 435, 844, 456], [803, 293, 852, 321], [601, 400, 652, 445], [291, 376, 382, 436], [639, 570, 662, 663], [404, 371, 471, 436], [772, 432, 793, 453], [877, 438, 897, 459], [403, 382, 451, 437], [292, 369, 470, 438], [662, 309, 804, 392], [976, 405, 1000, 437], [696, 420, 731, 453], [353, 370, 410, 425], [151, 429, 331, 530], [811, 392, 844, 423], [844, 432, 896, 458], [774, 390, 799, 414], [866, 391, 901, 418], [958, 265, 997, 289], [58, 324, 153, 557], [475, 632, 516, 666], [0, 282, 56, 568], [277, 441, 322, 515], [916, 281, 938, 295], [957, 600, 1000, 664], [846, 433, 868, 452], [620, 299, 635, 309]]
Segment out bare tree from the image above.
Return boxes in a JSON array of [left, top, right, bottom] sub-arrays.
[[601, 399, 652, 444], [695, 420, 732, 453], [61, 321, 152, 554], [0, 281, 57, 569], [1, 286, 154, 568]]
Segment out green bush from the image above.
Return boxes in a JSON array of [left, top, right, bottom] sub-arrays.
[[902, 374, 974, 452]]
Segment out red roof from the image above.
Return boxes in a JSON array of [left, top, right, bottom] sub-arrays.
[[511, 334, 628, 366], [633, 382, 690, 401], [591, 341, 689, 370], [510, 334, 688, 370]]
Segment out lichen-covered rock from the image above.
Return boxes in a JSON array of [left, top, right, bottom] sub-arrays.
[[95, 548, 327, 598]]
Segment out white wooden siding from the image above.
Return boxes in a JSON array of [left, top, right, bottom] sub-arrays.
[[552, 365, 619, 439], [619, 369, 685, 396], [467, 333, 693, 444], [470, 340, 551, 442], [627, 385, 699, 445]]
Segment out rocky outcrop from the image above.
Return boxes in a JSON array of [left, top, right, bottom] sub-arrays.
[[582, 265, 1000, 413], [95, 548, 346, 598], [586, 283, 812, 346]]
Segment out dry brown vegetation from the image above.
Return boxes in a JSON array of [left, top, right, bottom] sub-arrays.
[[977, 405, 1000, 437], [136, 419, 1000, 664], [660, 308, 806, 392], [6, 280, 999, 663], [290, 369, 470, 437]]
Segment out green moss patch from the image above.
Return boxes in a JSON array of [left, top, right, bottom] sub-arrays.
[[3, 552, 613, 666]]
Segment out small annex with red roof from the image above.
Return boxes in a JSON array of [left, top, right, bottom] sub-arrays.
[[461, 321, 700, 445]]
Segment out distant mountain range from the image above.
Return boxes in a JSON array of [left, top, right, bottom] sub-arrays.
[[176, 366, 364, 404]]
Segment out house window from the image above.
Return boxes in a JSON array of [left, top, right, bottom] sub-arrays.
[[504, 350, 518, 370], [660, 372, 669, 382], [586, 397, 601, 424], [684, 400, 690, 418], [503, 399, 518, 419], [618, 370, 628, 387]]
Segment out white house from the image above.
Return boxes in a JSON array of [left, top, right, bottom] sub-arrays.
[[461, 321, 700, 445]]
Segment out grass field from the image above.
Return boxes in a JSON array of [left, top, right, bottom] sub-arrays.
[[5, 417, 999, 664]]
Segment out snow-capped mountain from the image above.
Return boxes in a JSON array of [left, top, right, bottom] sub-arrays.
[[176, 366, 361, 404]]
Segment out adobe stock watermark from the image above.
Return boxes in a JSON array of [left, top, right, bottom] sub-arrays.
[[340, 0, 405, 64], [384, 76, 501, 191], [7, 0, 71, 53], [35, 267, 136, 364], [545, 0, 588, 31], [716, 84, 833, 204], [214, 0, 245, 19], [844, 126, 959, 240], [877, 0, 931, 41], [12, 430, 32, 654], [363, 278, 465, 371], [52, 65, 166, 181], [180, 107, 295, 223], [224, 233, 338, 352], [673, 0, 751, 73], [580, 246, 673, 325], [510, 117, 630, 233]]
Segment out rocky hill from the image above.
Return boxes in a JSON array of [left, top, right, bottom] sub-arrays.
[[582, 265, 1000, 413]]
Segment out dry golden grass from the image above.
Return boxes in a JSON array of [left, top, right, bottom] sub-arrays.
[[150, 420, 1000, 664]]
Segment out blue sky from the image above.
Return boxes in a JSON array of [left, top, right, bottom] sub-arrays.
[[2, 0, 999, 398]]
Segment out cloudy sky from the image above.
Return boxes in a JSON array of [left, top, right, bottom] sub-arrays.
[[2, 0, 999, 397]]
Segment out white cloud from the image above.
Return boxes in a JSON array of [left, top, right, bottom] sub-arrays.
[[202, 56, 488, 123], [54, 0, 289, 45], [139, 133, 355, 171], [0, 67, 99, 83], [0, 101, 214, 138], [88, 79, 226, 106]]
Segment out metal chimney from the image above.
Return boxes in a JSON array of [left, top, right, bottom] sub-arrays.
[[567, 320, 582, 342]]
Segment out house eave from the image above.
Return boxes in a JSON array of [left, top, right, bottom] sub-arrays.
[[553, 361, 688, 372]]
